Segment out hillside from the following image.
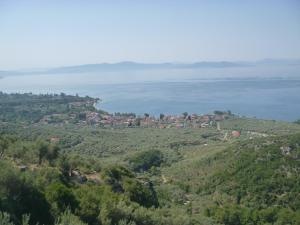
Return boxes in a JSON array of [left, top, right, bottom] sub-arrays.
[[0, 93, 300, 225]]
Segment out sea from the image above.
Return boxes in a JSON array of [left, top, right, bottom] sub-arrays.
[[0, 65, 300, 121]]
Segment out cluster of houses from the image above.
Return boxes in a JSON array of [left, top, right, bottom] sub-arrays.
[[81, 111, 232, 129], [40, 108, 232, 129]]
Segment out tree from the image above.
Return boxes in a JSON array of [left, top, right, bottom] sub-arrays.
[[45, 145, 60, 165], [122, 178, 158, 208], [37, 141, 49, 165], [0, 161, 53, 225], [45, 183, 78, 217], [129, 150, 163, 172], [135, 118, 141, 127], [0, 137, 9, 159], [74, 185, 113, 225], [159, 114, 165, 120], [78, 113, 86, 120], [58, 154, 71, 178], [55, 209, 87, 225]]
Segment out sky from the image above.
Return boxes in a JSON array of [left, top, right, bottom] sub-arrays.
[[0, 0, 300, 70]]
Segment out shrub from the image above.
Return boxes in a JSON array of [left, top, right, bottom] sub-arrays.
[[129, 150, 163, 172]]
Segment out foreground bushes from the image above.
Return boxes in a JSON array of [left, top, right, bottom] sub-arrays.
[[0, 160, 166, 225]]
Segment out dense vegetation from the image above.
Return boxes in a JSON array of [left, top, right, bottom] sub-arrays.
[[0, 93, 300, 225], [203, 134, 300, 225], [0, 92, 101, 124]]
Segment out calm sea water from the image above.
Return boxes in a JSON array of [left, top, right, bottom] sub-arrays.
[[0, 66, 300, 121]]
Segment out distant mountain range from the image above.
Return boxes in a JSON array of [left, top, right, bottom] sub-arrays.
[[1, 59, 300, 76]]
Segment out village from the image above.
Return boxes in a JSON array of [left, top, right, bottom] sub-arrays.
[[36, 99, 245, 140], [75, 109, 233, 129], [38, 99, 234, 129], [41, 110, 230, 128]]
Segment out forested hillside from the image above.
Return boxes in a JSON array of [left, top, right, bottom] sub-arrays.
[[0, 93, 299, 225], [0, 92, 102, 124]]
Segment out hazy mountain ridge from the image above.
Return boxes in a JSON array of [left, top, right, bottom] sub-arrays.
[[1, 59, 299, 76]]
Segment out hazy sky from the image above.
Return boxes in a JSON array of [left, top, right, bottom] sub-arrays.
[[0, 0, 300, 69]]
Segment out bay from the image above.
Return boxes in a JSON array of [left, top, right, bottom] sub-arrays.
[[0, 66, 299, 121]]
